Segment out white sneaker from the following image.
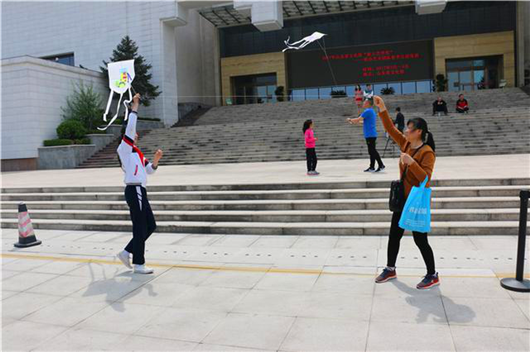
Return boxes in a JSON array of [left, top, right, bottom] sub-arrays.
[[117, 250, 132, 269], [133, 265, 154, 274]]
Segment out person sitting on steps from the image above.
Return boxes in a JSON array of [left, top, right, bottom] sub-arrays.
[[432, 96, 448, 116], [456, 94, 469, 113]]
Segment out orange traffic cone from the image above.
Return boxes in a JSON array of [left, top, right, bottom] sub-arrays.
[[15, 202, 41, 248]]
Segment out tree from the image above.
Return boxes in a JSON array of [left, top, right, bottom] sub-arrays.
[[61, 82, 103, 131], [434, 74, 448, 92], [100, 36, 161, 107], [380, 87, 395, 95]]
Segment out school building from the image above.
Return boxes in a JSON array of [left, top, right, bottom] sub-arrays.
[[1, 0, 529, 170]]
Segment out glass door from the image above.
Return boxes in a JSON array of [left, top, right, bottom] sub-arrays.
[[233, 74, 277, 105], [446, 56, 501, 91]]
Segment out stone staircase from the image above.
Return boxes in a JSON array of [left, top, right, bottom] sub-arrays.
[[78, 88, 530, 168], [1, 178, 529, 236]]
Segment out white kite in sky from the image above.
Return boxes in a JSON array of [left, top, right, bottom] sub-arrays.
[[98, 59, 136, 131], [282, 31, 327, 52]]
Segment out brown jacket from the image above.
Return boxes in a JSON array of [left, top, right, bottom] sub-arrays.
[[379, 109, 436, 198]]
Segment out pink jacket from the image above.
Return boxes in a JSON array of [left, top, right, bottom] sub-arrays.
[[305, 129, 316, 148]]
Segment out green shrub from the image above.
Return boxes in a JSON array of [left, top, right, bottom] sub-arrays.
[[43, 139, 73, 147], [62, 82, 103, 130], [139, 117, 161, 121], [275, 86, 285, 102], [380, 87, 395, 95], [73, 138, 91, 145], [331, 90, 347, 98], [87, 129, 107, 135], [57, 120, 87, 140], [435, 74, 448, 92]]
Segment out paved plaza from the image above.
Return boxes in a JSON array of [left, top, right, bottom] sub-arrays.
[[2, 154, 529, 351], [1, 154, 529, 188], [2, 228, 529, 351]]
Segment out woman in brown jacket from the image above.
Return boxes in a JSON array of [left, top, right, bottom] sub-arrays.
[[372, 95, 439, 290]]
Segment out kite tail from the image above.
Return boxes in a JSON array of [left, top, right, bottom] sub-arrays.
[[97, 93, 123, 131]]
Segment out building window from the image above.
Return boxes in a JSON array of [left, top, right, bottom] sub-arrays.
[[305, 88, 319, 100], [289, 79, 434, 102], [402, 82, 416, 95], [42, 53, 74, 66], [416, 81, 432, 94], [374, 83, 388, 95], [319, 87, 332, 99], [388, 83, 402, 95], [292, 89, 305, 101]]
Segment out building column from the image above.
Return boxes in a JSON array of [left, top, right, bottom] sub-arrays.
[[159, 21, 179, 126], [516, 1, 526, 87], [520, 1, 530, 84]]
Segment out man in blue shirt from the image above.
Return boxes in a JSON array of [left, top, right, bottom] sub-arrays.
[[347, 97, 385, 172]]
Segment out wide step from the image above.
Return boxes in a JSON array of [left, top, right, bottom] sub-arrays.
[[1, 178, 528, 236]]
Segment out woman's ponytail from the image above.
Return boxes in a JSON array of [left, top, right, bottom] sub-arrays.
[[425, 131, 436, 152], [408, 117, 436, 152]]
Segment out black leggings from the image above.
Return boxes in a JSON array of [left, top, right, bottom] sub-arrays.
[[365, 137, 384, 169], [306, 148, 317, 172], [124, 185, 157, 265], [387, 211, 436, 275]]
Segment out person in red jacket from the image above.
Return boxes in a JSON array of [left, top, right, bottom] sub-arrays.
[[456, 94, 469, 113]]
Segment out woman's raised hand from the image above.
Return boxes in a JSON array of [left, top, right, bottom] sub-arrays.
[[373, 96, 387, 112]]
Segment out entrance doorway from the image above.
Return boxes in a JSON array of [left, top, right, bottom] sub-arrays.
[[233, 74, 277, 105], [446, 56, 502, 91]]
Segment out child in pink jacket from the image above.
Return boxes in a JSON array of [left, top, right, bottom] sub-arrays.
[[303, 119, 319, 175]]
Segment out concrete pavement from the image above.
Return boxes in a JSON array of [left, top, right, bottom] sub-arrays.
[[2, 154, 529, 189], [2, 228, 529, 351]]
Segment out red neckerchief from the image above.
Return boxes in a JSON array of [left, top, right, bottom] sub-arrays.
[[123, 135, 149, 166]]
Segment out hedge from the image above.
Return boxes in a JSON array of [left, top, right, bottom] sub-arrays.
[[43, 139, 73, 147]]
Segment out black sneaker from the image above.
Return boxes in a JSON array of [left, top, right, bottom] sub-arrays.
[[375, 166, 385, 173], [416, 272, 440, 290], [375, 268, 397, 283], [364, 168, 376, 173]]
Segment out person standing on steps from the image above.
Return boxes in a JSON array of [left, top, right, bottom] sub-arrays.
[[347, 97, 385, 173], [372, 95, 439, 290], [303, 119, 319, 176], [364, 83, 374, 100], [116, 93, 164, 274], [354, 84, 363, 114], [394, 107, 405, 134]]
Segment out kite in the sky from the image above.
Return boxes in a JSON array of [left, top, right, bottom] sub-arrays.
[[283, 31, 337, 87], [282, 31, 327, 52], [98, 59, 136, 131]]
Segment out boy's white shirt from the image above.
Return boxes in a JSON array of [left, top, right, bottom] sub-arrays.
[[117, 112, 156, 188]]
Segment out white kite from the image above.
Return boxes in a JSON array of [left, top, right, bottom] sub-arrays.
[[282, 31, 327, 52], [98, 59, 136, 131], [282, 31, 337, 87]]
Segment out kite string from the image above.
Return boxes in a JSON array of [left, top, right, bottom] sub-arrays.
[[317, 37, 338, 88]]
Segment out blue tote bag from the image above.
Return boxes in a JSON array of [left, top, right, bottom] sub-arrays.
[[399, 176, 432, 233]]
